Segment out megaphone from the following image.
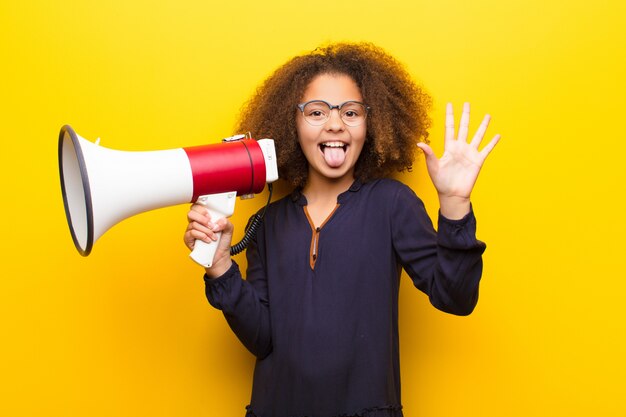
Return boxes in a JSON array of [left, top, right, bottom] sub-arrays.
[[58, 125, 278, 267]]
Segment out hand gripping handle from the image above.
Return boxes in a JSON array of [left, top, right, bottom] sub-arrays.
[[189, 192, 237, 268]]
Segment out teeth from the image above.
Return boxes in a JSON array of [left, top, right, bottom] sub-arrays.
[[321, 142, 346, 148]]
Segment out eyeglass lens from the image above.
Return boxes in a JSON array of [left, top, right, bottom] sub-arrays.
[[301, 101, 367, 126]]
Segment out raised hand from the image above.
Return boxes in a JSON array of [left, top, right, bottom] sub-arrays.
[[416, 102, 500, 219]]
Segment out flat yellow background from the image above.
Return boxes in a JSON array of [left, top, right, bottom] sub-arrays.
[[2, 1, 625, 416]]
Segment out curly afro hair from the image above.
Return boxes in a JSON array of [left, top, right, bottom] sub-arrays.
[[235, 42, 432, 188]]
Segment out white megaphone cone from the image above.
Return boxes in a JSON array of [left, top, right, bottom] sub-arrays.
[[58, 125, 278, 267]]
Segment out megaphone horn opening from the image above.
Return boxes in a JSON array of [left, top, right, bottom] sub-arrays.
[[58, 125, 94, 256]]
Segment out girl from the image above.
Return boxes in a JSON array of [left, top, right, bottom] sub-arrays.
[[184, 43, 500, 417]]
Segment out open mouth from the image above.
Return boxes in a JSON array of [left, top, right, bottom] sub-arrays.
[[319, 142, 347, 151], [319, 141, 348, 168]]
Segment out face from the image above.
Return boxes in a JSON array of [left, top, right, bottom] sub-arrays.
[[296, 73, 367, 186]]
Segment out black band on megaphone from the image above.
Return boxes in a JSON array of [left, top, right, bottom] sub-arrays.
[[58, 125, 95, 256]]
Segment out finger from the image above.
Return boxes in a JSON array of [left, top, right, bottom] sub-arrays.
[[479, 134, 501, 158], [190, 221, 218, 241], [187, 209, 206, 223], [416, 142, 439, 176], [445, 102, 455, 145], [187, 209, 217, 230], [213, 218, 234, 236], [457, 102, 471, 142], [186, 214, 219, 239], [470, 114, 491, 149], [191, 219, 215, 234], [183, 229, 209, 251], [189, 228, 217, 243], [189, 204, 214, 223], [183, 234, 195, 250], [416, 142, 435, 159], [190, 203, 209, 214]]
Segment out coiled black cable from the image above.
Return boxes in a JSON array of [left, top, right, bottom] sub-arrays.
[[230, 183, 274, 256]]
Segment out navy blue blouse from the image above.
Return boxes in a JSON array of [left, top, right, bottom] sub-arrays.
[[205, 179, 486, 417]]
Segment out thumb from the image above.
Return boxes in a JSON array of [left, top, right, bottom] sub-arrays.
[[416, 142, 434, 159], [416, 142, 440, 179], [416, 142, 438, 167], [213, 217, 234, 236]]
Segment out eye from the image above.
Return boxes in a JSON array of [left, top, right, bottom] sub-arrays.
[[304, 102, 329, 120], [341, 103, 364, 119], [309, 110, 326, 117]]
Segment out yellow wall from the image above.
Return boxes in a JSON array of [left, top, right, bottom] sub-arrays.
[[2, 1, 625, 416]]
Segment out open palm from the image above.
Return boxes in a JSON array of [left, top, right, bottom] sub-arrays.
[[417, 102, 500, 200]]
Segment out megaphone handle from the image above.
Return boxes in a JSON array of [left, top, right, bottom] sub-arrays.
[[190, 234, 222, 268], [189, 192, 237, 268]]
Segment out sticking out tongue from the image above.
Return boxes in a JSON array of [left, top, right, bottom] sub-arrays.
[[322, 145, 346, 168]]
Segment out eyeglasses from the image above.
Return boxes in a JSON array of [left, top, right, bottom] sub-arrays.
[[297, 100, 370, 127]]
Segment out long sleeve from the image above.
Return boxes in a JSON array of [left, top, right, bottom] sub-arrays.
[[391, 185, 486, 316], [204, 239, 273, 358]]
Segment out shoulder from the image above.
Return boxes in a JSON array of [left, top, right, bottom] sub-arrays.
[[343, 179, 425, 222], [360, 179, 429, 225], [360, 178, 420, 202]]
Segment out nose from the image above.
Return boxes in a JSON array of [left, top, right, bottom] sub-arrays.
[[325, 108, 345, 131]]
